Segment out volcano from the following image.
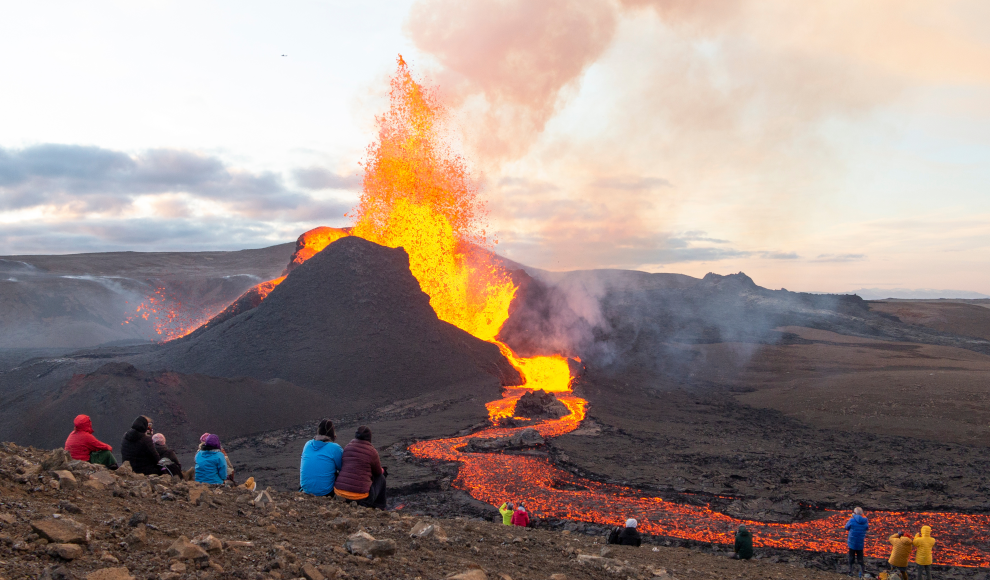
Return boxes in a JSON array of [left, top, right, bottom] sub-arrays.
[[139, 236, 520, 414]]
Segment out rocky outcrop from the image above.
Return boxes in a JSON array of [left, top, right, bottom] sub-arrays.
[[513, 390, 569, 419]]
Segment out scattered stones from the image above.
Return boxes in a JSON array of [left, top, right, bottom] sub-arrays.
[[41, 449, 71, 472], [192, 533, 223, 553], [344, 531, 396, 558], [31, 517, 90, 544], [124, 524, 146, 546], [85, 567, 134, 580], [49, 543, 85, 560], [127, 512, 147, 527], [329, 517, 355, 531], [39, 565, 76, 580], [301, 562, 325, 580]]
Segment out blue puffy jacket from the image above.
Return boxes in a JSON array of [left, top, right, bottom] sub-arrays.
[[195, 449, 228, 485], [299, 439, 343, 496], [845, 514, 869, 550]]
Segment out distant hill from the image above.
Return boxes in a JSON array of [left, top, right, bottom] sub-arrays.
[[849, 288, 990, 300]]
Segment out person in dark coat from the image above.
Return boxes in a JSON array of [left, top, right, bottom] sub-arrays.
[[733, 525, 754, 559], [152, 433, 182, 476], [617, 518, 642, 546], [120, 416, 160, 475], [333, 425, 386, 510], [845, 507, 870, 577]]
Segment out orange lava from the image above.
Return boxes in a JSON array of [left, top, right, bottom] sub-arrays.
[[122, 285, 213, 341]]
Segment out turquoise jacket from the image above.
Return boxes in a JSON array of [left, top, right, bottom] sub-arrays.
[[195, 449, 227, 485], [300, 439, 343, 496]]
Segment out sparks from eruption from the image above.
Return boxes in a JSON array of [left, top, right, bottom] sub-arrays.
[[121, 285, 212, 341]]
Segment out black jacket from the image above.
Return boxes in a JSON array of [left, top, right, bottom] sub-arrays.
[[734, 530, 754, 559], [120, 417, 160, 475], [617, 527, 642, 546], [154, 443, 182, 476]]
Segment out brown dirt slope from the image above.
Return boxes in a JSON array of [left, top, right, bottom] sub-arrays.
[[0, 443, 862, 580], [140, 236, 519, 415]]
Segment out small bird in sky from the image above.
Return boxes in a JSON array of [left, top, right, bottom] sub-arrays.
[[281, 54, 287, 57]]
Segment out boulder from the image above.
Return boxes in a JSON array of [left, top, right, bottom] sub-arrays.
[[49, 543, 85, 560], [464, 428, 544, 452], [513, 389, 570, 419], [344, 531, 396, 558], [89, 471, 116, 486], [410, 520, 447, 541], [85, 568, 134, 580], [301, 562, 325, 580], [41, 449, 71, 472], [447, 571, 487, 580], [57, 501, 82, 514], [39, 566, 75, 580], [31, 518, 90, 544], [166, 536, 209, 564], [193, 534, 223, 553], [253, 489, 274, 508], [53, 470, 77, 489], [123, 524, 146, 546]]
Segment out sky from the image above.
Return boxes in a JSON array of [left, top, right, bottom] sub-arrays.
[[1, 0, 989, 295]]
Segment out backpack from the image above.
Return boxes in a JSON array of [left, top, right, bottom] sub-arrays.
[[607, 526, 622, 545]]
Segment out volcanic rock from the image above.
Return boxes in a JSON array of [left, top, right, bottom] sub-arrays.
[[85, 567, 134, 580], [448, 571, 487, 580], [410, 520, 447, 541], [513, 389, 569, 419], [166, 536, 209, 563], [30, 517, 90, 544], [147, 236, 520, 414], [49, 543, 84, 560], [345, 531, 396, 558], [464, 427, 545, 452]]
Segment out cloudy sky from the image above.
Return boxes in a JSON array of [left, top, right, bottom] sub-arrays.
[[1, 0, 989, 294]]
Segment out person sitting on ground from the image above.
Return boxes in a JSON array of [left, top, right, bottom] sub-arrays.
[[65, 414, 117, 469], [300, 418, 343, 497], [913, 525, 935, 580], [888, 531, 914, 580], [499, 502, 515, 525], [511, 503, 530, 527], [333, 426, 387, 509], [732, 524, 753, 559], [617, 518, 642, 546], [845, 507, 870, 577], [152, 433, 182, 476], [195, 434, 228, 485], [120, 415, 161, 475]]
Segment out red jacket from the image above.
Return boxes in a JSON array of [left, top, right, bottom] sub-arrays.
[[64, 415, 112, 461], [511, 509, 530, 527], [334, 439, 382, 495]]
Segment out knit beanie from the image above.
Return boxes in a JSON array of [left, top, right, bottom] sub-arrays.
[[200, 433, 210, 443], [205, 433, 221, 449], [626, 518, 637, 528], [152, 433, 166, 445], [131, 416, 149, 433], [355, 425, 372, 441]]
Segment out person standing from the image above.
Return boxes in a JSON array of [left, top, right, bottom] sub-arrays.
[[733, 525, 753, 559], [65, 414, 117, 469], [299, 419, 343, 497], [499, 502, 515, 525], [913, 525, 935, 580], [334, 426, 387, 510], [845, 507, 869, 577], [120, 416, 160, 475], [888, 532, 914, 580]]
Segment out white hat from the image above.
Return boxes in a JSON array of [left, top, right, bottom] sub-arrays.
[[626, 518, 637, 528]]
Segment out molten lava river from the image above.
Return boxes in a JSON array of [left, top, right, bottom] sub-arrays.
[[410, 376, 990, 568]]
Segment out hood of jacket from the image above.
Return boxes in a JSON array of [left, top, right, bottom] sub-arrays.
[[920, 526, 931, 537], [73, 414, 93, 433], [851, 514, 868, 525]]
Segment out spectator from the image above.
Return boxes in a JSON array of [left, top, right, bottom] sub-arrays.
[[499, 502, 514, 525], [334, 426, 387, 510], [913, 525, 935, 580], [732, 525, 753, 559], [64, 414, 117, 469], [889, 532, 913, 580], [511, 504, 530, 527], [845, 507, 869, 577], [299, 419, 343, 497], [195, 434, 228, 485], [120, 416, 160, 475], [617, 518, 642, 546], [152, 433, 182, 476]]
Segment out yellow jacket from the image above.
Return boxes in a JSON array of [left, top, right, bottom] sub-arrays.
[[888, 534, 913, 567], [913, 526, 935, 565], [499, 503, 513, 525]]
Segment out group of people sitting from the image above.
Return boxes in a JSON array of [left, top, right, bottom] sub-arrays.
[[65, 414, 237, 486], [298, 419, 387, 509]]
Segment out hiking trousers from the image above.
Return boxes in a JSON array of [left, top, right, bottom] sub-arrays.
[[848, 549, 865, 576], [89, 450, 117, 469], [356, 473, 387, 510], [916, 565, 932, 580]]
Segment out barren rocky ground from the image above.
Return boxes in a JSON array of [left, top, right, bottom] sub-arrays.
[[4, 443, 973, 580]]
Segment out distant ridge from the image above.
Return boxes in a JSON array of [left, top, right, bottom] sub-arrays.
[[850, 288, 990, 300]]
